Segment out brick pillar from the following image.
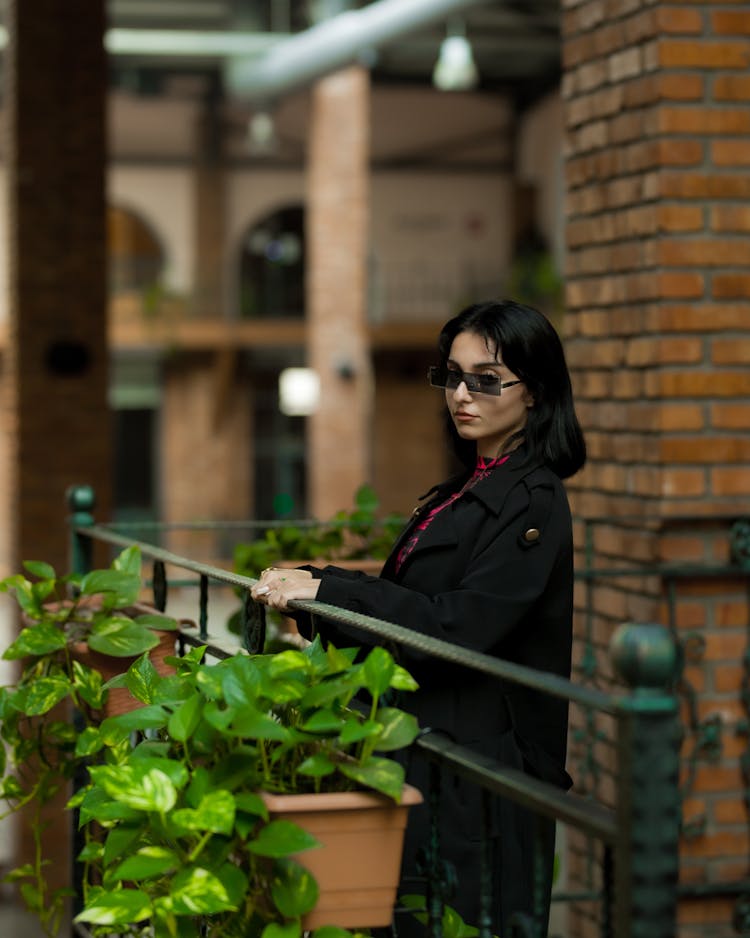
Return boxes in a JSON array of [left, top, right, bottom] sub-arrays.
[[306, 66, 373, 520], [3, 0, 111, 580], [192, 79, 226, 318], [160, 355, 251, 556], [2, 0, 109, 910], [563, 3, 750, 935]]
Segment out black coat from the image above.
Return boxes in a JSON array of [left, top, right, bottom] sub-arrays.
[[303, 449, 574, 935]]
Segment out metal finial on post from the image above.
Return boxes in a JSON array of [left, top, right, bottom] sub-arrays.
[[611, 621, 677, 695], [67, 485, 95, 576], [610, 623, 680, 938]]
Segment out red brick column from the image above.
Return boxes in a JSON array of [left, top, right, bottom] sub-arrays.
[[2, 0, 109, 910], [306, 66, 373, 520], [3, 0, 111, 576], [562, 3, 750, 935]]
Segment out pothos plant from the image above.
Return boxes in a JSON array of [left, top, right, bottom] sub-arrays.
[[0, 546, 179, 937], [233, 484, 406, 579], [71, 635, 421, 938]]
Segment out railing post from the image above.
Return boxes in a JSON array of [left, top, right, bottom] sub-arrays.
[[610, 622, 680, 938], [67, 484, 95, 576]]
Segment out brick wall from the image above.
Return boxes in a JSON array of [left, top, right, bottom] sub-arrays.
[[2, 0, 110, 904], [562, 1, 750, 935], [161, 353, 251, 555], [4, 0, 111, 579]]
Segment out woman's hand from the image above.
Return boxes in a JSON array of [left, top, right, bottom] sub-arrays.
[[250, 567, 320, 611]]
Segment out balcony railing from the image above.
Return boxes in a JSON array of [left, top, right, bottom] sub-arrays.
[[68, 486, 682, 938]]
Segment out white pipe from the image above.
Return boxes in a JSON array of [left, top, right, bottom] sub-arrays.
[[105, 29, 285, 57], [225, 0, 491, 101]]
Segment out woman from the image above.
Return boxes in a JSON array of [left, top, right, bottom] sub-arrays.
[[252, 299, 586, 935]]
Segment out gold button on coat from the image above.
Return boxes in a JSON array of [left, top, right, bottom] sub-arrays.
[[524, 528, 540, 542]]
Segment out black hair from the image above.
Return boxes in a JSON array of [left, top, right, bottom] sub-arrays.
[[437, 299, 586, 479]]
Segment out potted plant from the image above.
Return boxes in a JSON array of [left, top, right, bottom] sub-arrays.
[[71, 635, 422, 937], [0, 546, 180, 936]]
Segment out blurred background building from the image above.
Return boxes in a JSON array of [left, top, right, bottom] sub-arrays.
[[0, 1, 749, 935]]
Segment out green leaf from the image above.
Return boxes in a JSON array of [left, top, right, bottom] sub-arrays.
[[301, 708, 346, 735], [90, 765, 177, 813], [133, 612, 179, 631], [104, 825, 143, 867], [11, 676, 71, 715], [99, 705, 168, 744], [296, 752, 336, 778], [75, 726, 103, 758], [88, 618, 159, 657], [362, 647, 395, 698], [299, 676, 358, 710], [234, 791, 269, 820], [172, 790, 235, 835], [124, 756, 189, 790], [124, 652, 161, 703], [263, 922, 302, 938], [22, 560, 57, 580], [354, 483, 379, 513], [171, 865, 246, 915], [339, 756, 405, 802], [229, 706, 292, 742], [112, 545, 142, 578], [325, 643, 359, 673], [77, 842, 104, 865], [167, 694, 203, 742], [114, 846, 180, 882], [74, 888, 151, 926], [72, 659, 106, 709], [195, 663, 226, 699], [270, 857, 319, 918], [268, 649, 311, 678], [399, 894, 480, 938], [339, 716, 380, 745], [390, 664, 419, 692], [373, 708, 420, 752], [249, 819, 320, 858], [77, 787, 143, 826], [2, 622, 66, 659], [79, 569, 141, 607], [219, 655, 261, 708]]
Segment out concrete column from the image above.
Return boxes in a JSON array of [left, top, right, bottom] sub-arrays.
[[306, 66, 373, 519]]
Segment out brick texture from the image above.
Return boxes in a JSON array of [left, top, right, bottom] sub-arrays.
[[307, 67, 373, 519], [563, 2, 750, 935], [2, 0, 110, 904]]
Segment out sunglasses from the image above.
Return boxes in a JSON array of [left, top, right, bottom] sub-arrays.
[[428, 366, 522, 397]]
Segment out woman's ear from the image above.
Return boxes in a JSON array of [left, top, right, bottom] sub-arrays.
[[523, 387, 535, 408]]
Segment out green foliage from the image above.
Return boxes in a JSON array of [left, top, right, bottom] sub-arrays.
[[233, 484, 406, 579], [400, 895, 481, 938], [72, 638, 420, 936], [0, 547, 179, 938]]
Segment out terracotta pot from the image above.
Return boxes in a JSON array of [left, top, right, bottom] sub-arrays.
[[261, 784, 423, 929]]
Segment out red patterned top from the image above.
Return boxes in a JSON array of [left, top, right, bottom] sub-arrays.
[[394, 455, 510, 573]]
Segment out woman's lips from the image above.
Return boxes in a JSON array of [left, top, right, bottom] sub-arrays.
[[454, 411, 477, 423]]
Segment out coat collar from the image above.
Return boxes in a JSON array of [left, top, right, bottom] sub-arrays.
[[419, 448, 543, 518]]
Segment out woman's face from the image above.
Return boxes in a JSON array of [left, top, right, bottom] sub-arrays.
[[446, 330, 533, 459]]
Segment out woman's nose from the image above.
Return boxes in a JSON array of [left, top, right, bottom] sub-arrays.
[[452, 380, 472, 402]]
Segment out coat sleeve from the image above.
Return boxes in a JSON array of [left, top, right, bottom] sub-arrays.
[[310, 482, 570, 659]]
